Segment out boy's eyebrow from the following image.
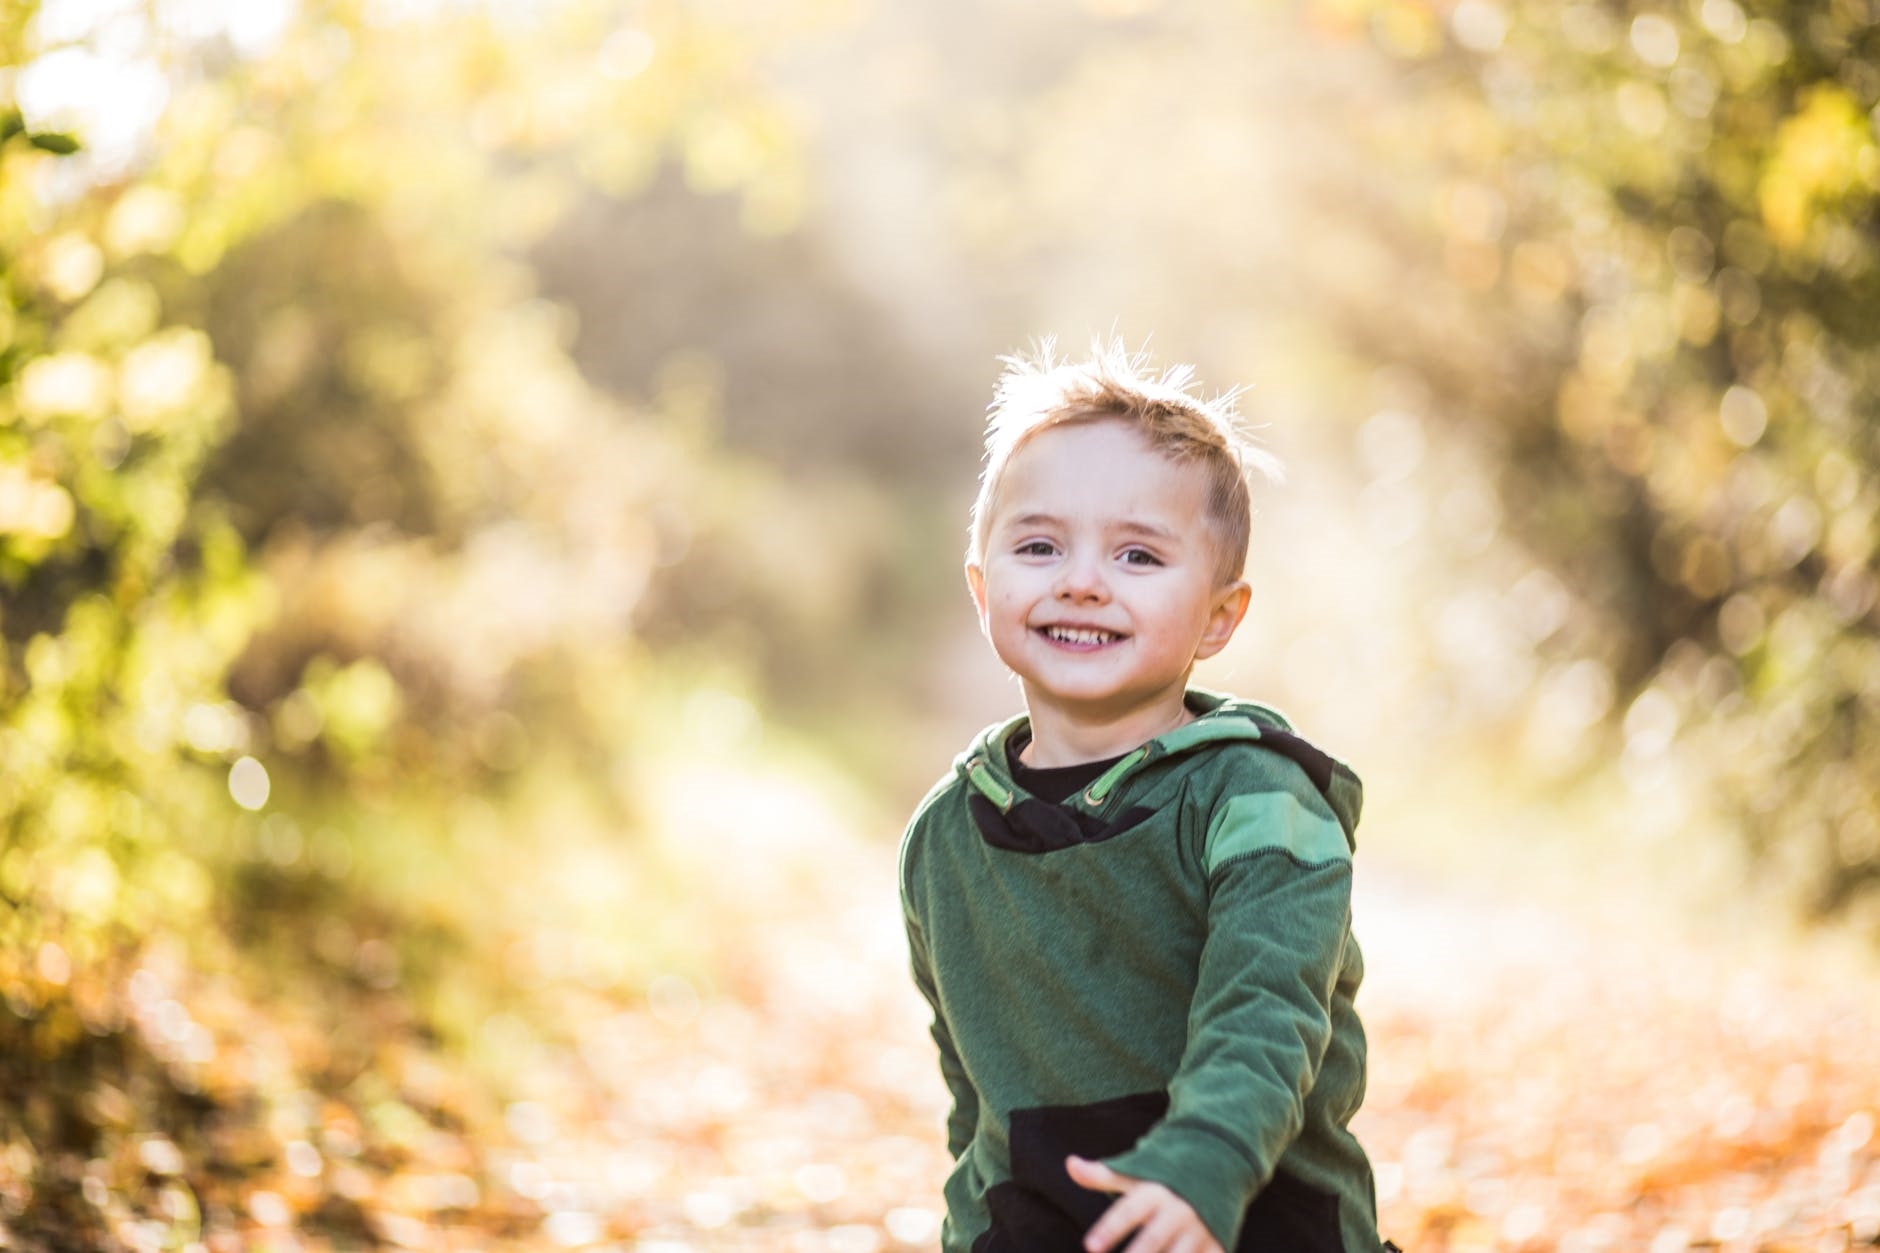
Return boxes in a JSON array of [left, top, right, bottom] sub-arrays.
[[1113, 518, 1181, 543], [1002, 513, 1184, 543]]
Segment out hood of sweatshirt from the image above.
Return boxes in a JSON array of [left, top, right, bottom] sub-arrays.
[[951, 689, 1363, 857]]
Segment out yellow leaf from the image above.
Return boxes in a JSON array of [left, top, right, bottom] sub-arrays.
[[1760, 85, 1874, 248]]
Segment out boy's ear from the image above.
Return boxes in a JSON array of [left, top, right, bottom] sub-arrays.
[[965, 562, 991, 636], [1194, 579, 1252, 661]]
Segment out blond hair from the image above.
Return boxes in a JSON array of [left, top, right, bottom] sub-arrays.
[[968, 340, 1282, 582]]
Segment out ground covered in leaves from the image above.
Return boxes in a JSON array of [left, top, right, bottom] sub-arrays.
[[5, 833, 1878, 1253]]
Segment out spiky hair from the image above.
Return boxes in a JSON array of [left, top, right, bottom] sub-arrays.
[[968, 339, 1282, 582]]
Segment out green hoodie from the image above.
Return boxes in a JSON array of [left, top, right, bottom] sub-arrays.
[[899, 690, 1381, 1253]]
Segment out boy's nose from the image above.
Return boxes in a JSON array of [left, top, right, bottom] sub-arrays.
[[1053, 555, 1109, 602]]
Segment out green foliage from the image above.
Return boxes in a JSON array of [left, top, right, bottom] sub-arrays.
[[2, 0, 826, 948], [0, 0, 852, 1239], [25, 132, 77, 155], [0, 107, 74, 155], [1314, 0, 1880, 928]]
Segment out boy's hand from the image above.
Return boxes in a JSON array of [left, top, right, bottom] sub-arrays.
[[1066, 1155, 1226, 1253]]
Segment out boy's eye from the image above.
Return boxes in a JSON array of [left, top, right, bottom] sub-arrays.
[[1014, 540, 1057, 557], [1120, 547, 1163, 567]]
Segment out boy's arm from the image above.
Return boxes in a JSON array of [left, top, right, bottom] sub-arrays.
[[1099, 785, 1353, 1249], [907, 910, 981, 1159]]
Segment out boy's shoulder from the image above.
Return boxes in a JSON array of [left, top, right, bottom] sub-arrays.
[[1158, 693, 1335, 783], [1159, 696, 1362, 870], [896, 713, 1020, 900], [899, 762, 969, 845]]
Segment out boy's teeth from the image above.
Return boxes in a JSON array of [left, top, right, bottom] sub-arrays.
[[1046, 626, 1116, 645]]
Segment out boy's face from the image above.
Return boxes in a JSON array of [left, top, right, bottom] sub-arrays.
[[966, 419, 1251, 739]]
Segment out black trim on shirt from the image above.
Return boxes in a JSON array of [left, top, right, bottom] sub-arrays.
[[1005, 733, 1126, 805]]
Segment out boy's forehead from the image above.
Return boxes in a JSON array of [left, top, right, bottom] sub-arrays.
[[989, 419, 1210, 527]]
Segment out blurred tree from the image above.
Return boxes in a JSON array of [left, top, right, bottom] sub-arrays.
[[2, 0, 817, 952], [2, 24, 255, 988], [1305, 0, 1880, 930], [1, 2, 864, 1240]]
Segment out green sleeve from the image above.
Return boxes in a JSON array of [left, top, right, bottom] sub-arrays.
[[906, 908, 981, 1160], [1101, 789, 1353, 1249]]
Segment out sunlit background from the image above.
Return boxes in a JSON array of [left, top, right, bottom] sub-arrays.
[[3, 0, 1879, 1249]]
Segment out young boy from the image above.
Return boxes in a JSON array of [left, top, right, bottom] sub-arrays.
[[899, 344, 1389, 1253]]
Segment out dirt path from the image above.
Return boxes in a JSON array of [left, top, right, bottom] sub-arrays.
[[508, 840, 1880, 1252], [38, 830, 1875, 1253]]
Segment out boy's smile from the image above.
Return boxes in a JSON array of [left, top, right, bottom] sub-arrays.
[[1039, 625, 1120, 647], [967, 419, 1251, 766]]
